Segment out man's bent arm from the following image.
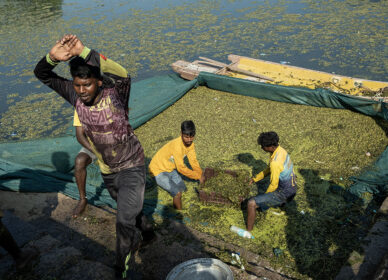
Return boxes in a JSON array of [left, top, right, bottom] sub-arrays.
[[265, 161, 282, 193], [34, 55, 77, 106], [185, 148, 203, 180], [175, 150, 202, 180], [75, 126, 93, 152], [80, 47, 127, 78], [74, 111, 93, 152], [253, 166, 270, 183]]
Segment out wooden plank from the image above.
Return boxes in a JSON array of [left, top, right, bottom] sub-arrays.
[[171, 60, 222, 80], [198, 56, 227, 67], [199, 56, 274, 81]]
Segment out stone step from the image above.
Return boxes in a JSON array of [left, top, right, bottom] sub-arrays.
[[0, 211, 115, 279]]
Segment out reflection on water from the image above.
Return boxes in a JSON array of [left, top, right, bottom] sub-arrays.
[[0, 0, 387, 140]]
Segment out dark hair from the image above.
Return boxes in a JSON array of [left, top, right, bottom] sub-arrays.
[[258, 131, 279, 147], [69, 57, 102, 80], [181, 120, 196, 136]]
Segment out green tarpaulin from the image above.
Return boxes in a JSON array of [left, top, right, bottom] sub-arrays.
[[196, 72, 388, 200], [1, 72, 387, 208]]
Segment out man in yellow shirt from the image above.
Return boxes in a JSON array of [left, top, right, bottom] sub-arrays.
[[149, 120, 204, 210], [247, 132, 297, 231]]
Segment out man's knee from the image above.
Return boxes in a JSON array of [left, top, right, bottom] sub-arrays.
[[117, 208, 142, 234], [248, 199, 258, 210], [174, 191, 182, 198], [116, 199, 143, 227], [75, 153, 91, 170]]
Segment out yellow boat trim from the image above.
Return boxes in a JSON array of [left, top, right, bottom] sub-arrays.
[[227, 55, 388, 96]]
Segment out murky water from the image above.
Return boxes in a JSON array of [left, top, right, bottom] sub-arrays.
[[0, 0, 387, 140]]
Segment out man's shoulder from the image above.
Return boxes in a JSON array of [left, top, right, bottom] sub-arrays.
[[278, 146, 290, 158], [169, 137, 182, 148], [171, 136, 181, 143], [272, 146, 289, 164], [274, 145, 287, 154], [155, 137, 180, 152], [187, 141, 196, 151], [166, 137, 187, 153]]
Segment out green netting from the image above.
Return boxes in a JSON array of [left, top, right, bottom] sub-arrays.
[[196, 72, 388, 120], [0, 72, 387, 209]]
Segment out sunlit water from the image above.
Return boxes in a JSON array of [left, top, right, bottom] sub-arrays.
[[0, 0, 387, 140]]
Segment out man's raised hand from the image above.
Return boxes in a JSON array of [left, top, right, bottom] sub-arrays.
[[49, 34, 85, 62], [62, 34, 85, 57]]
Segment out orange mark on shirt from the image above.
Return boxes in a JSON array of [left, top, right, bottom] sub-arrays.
[[99, 53, 107, 60]]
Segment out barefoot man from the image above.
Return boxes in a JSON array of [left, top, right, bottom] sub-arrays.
[[34, 34, 153, 279], [149, 120, 204, 210]]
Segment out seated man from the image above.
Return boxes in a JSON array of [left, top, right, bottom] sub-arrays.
[[149, 120, 204, 210], [247, 131, 297, 231]]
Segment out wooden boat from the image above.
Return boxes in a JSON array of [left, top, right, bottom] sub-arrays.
[[171, 54, 388, 98]]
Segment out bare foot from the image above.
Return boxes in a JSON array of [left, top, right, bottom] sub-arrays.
[[72, 199, 87, 218]]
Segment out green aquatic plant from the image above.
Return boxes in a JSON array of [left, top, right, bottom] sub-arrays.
[[0, 92, 73, 141], [201, 169, 250, 206], [138, 86, 387, 279], [1, 0, 387, 278]]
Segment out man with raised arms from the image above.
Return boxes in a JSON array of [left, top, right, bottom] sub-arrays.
[[34, 34, 153, 279]]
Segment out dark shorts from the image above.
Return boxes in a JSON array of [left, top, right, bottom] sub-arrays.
[[251, 192, 287, 211], [154, 170, 187, 197]]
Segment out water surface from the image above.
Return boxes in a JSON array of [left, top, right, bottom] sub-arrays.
[[0, 0, 387, 140]]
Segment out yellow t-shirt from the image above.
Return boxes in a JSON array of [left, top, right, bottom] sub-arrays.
[[149, 137, 202, 180], [253, 145, 295, 193], [73, 110, 81, 126]]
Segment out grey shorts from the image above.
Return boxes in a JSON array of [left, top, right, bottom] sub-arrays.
[[78, 147, 97, 161], [155, 170, 187, 197]]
